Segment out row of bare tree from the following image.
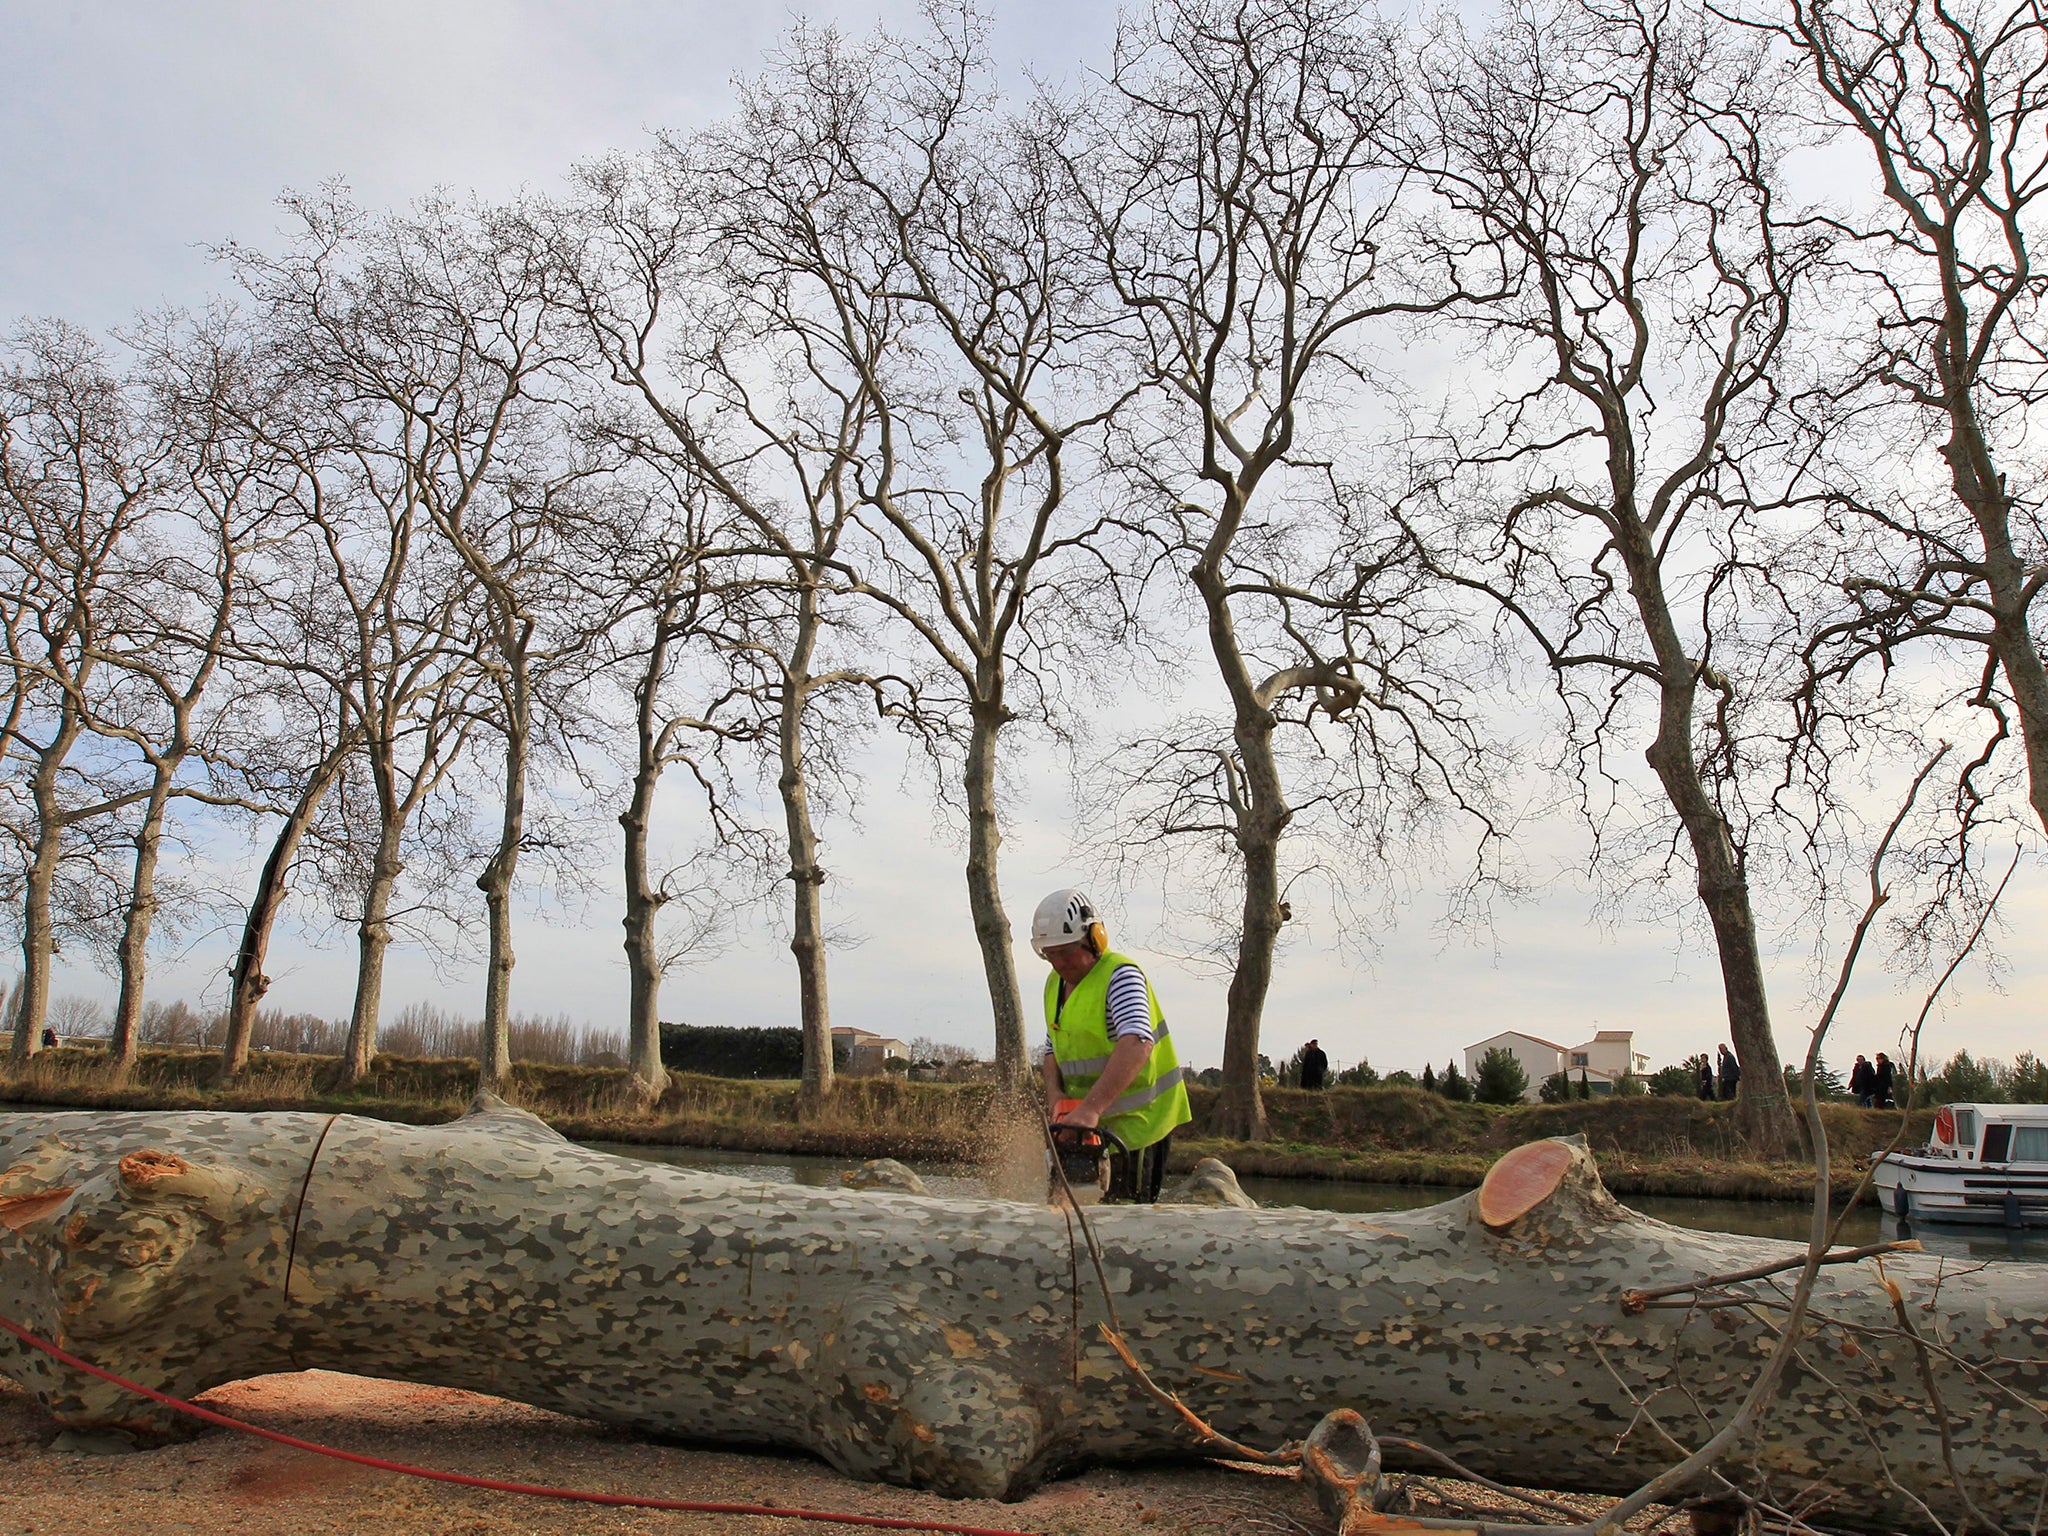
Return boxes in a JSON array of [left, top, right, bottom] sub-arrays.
[[3, 0, 2041, 1149]]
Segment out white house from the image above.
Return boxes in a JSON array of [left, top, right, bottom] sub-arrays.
[[1464, 1028, 1649, 1100], [1463, 1031, 1567, 1102], [830, 1026, 910, 1076], [1565, 1030, 1651, 1087]]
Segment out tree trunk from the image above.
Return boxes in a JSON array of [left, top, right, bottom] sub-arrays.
[[7, 813, 61, 1065], [1193, 548, 1282, 1144], [339, 823, 403, 1087], [221, 744, 351, 1078], [1621, 531, 1798, 1157], [1, 1119, 2038, 1531], [962, 691, 1024, 1089], [106, 770, 175, 1080], [1943, 406, 2048, 843], [779, 627, 833, 1113], [475, 669, 528, 1093], [620, 710, 668, 1105]]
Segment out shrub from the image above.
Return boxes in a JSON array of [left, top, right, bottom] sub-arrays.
[[1440, 1061, 1473, 1102], [1334, 1057, 1379, 1087], [1474, 1047, 1529, 1105], [1646, 1064, 1697, 1097], [1539, 1070, 1574, 1104], [1611, 1071, 1645, 1097], [659, 1022, 846, 1079]]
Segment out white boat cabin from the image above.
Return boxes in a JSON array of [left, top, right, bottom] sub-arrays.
[[1918, 1103, 2048, 1165], [1874, 1102, 2048, 1227]]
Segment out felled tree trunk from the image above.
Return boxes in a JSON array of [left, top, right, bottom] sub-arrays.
[[0, 1110, 2041, 1530]]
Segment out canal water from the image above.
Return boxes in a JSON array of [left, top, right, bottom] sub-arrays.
[[588, 1141, 2048, 1264]]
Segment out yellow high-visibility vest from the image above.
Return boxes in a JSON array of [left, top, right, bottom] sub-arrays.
[[1044, 951, 1191, 1152]]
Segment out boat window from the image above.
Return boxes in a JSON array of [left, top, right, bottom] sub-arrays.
[[1982, 1124, 2012, 1163], [1954, 1107, 1979, 1149], [2012, 1126, 2048, 1163]]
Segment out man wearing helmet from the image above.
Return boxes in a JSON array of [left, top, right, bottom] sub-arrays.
[[1032, 888, 1192, 1203]]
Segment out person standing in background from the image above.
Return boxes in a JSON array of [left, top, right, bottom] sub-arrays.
[[1850, 1054, 1875, 1108], [1872, 1052, 1896, 1110], [1299, 1039, 1329, 1090], [1717, 1044, 1741, 1102]]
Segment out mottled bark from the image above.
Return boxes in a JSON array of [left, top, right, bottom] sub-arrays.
[[962, 694, 1025, 1091], [7, 813, 62, 1065], [1620, 528, 1796, 1158], [105, 772, 174, 1079], [475, 674, 527, 1092], [619, 759, 667, 1104], [1192, 532, 1282, 1145], [221, 742, 352, 1078], [339, 823, 403, 1086], [1947, 405, 2048, 841], [0, 1119, 2039, 1530], [780, 606, 834, 1112]]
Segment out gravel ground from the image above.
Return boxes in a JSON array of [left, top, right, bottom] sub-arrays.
[[0, 1371, 1337, 1536], [0, 1371, 1688, 1536]]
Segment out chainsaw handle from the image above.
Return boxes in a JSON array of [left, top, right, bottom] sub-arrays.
[[1047, 1120, 1128, 1156]]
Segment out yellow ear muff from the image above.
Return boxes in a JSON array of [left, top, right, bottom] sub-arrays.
[[1088, 922, 1109, 954]]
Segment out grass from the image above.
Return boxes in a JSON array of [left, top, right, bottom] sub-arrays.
[[0, 1050, 1926, 1203]]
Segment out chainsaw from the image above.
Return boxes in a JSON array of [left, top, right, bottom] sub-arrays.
[[1046, 1098, 1127, 1206]]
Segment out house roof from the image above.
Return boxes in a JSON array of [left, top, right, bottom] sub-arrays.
[[1591, 1030, 1634, 1042], [1468, 1029, 1566, 1053]]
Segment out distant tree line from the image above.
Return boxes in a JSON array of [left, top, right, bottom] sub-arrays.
[[4, 0, 2043, 1149]]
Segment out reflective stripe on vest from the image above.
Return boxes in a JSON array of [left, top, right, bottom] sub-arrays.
[[1044, 951, 1192, 1152]]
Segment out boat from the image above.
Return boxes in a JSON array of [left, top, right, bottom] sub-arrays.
[[1873, 1102, 2048, 1227]]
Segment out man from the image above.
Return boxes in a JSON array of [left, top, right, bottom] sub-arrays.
[[1033, 888, 1191, 1204], [1872, 1052, 1896, 1110], [1849, 1054, 1875, 1108], [1717, 1044, 1741, 1102], [1299, 1039, 1329, 1090]]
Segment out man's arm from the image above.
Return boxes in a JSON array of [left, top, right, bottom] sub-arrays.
[[1041, 1049, 1065, 1118], [1060, 1034, 1154, 1130]]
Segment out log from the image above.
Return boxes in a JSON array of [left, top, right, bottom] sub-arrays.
[[0, 1100, 2042, 1529]]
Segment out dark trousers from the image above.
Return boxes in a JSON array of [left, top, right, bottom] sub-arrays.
[[1106, 1133, 1171, 1204]]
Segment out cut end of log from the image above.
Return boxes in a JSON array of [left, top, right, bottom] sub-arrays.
[[117, 1151, 189, 1193], [1476, 1139, 1574, 1230]]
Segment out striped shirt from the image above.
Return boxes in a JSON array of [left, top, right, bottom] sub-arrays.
[[1038, 964, 1156, 1061]]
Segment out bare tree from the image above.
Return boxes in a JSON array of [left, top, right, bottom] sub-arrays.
[[720, 14, 1136, 1087], [0, 323, 165, 1059], [225, 195, 501, 1086], [560, 137, 911, 1109], [1758, 0, 2048, 847], [1387, 0, 1833, 1154], [1064, 0, 1506, 1139], [85, 312, 289, 1076]]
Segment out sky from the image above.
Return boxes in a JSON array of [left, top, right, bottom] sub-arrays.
[[4, 2, 2042, 1082]]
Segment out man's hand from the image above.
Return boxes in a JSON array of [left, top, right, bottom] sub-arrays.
[[1060, 1103, 1101, 1129]]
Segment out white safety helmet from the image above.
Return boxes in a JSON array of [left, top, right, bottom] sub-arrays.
[[1031, 888, 1104, 958]]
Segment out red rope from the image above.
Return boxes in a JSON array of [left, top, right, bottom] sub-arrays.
[[0, 1314, 1040, 1535]]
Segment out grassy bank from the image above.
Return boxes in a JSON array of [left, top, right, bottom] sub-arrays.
[[0, 1047, 1925, 1203]]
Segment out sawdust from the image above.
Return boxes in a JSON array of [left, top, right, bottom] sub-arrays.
[[0, 1371, 1684, 1536], [0, 1370, 1333, 1535]]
